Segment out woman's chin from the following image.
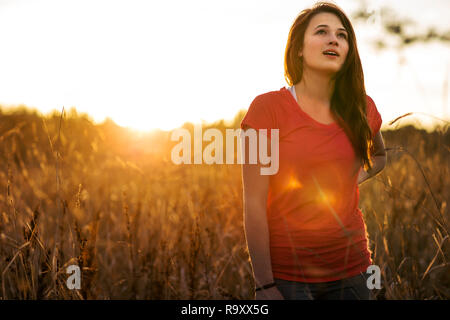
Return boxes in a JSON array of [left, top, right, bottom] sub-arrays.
[[304, 62, 343, 75], [313, 66, 341, 76]]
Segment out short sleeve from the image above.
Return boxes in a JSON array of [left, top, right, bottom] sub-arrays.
[[240, 94, 277, 137], [366, 95, 382, 138]]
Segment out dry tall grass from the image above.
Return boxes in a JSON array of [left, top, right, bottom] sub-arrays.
[[0, 107, 448, 299]]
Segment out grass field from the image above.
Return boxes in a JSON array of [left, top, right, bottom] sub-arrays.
[[0, 107, 448, 299]]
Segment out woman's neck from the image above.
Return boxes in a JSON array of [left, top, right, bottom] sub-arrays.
[[294, 69, 335, 105]]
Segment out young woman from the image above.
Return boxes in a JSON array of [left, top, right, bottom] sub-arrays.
[[241, 2, 386, 300]]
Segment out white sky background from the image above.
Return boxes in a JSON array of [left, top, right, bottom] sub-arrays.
[[0, 0, 449, 131]]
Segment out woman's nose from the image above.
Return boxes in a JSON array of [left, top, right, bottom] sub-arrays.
[[328, 38, 338, 46], [328, 34, 339, 45]]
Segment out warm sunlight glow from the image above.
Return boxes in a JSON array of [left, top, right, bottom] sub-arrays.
[[317, 189, 337, 207], [287, 175, 303, 190], [0, 0, 448, 131]]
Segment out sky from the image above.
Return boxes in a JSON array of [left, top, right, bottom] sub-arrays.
[[0, 0, 449, 132]]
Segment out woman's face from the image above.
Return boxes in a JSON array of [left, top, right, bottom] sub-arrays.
[[299, 12, 349, 75]]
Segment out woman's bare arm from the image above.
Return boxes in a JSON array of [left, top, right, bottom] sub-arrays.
[[358, 131, 387, 184], [241, 126, 283, 299], [242, 154, 272, 286]]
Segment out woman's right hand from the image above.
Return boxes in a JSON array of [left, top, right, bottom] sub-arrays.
[[255, 286, 285, 300]]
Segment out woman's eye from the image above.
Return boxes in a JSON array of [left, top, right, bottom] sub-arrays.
[[316, 29, 347, 39]]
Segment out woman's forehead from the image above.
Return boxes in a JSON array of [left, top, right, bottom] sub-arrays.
[[308, 12, 345, 30]]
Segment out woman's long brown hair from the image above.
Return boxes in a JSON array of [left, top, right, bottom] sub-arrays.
[[284, 2, 375, 171]]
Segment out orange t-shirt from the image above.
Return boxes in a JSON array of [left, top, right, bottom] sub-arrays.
[[240, 87, 382, 283]]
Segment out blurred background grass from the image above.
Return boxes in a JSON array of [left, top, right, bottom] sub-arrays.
[[0, 106, 448, 299]]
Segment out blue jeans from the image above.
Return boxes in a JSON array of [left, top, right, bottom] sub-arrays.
[[274, 272, 373, 300]]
